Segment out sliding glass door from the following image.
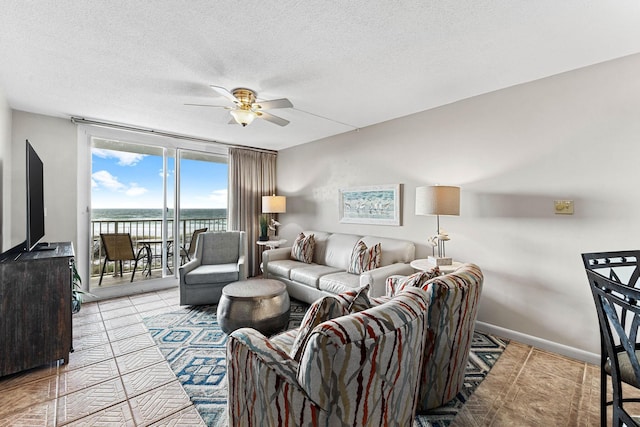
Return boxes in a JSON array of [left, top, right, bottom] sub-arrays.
[[87, 137, 228, 292], [89, 139, 175, 289]]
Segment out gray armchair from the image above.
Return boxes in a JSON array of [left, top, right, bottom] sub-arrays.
[[178, 231, 247, 305]]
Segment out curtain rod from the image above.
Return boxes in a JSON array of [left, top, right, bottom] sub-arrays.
[[70, 117, 278, 154]]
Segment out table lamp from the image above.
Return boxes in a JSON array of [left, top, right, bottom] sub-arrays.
[[415, 185, 460, 266], [261, 195, 286, 240]]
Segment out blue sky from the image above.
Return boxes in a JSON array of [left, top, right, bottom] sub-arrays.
[[91, 148, 228, 209]]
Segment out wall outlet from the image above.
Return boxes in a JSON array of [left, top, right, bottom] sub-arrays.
[[554, 200, 574, 215]]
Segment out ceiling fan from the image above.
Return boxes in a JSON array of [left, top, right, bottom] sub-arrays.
[[186, 85, 293, 127]]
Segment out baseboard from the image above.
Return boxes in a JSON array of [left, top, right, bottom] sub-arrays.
[[475, 320, 600, 365]]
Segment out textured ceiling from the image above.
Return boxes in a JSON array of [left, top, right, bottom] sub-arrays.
[[1, 1, 640, 151]]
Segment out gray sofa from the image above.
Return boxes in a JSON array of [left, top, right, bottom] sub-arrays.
[[262, 231, 415, 303]]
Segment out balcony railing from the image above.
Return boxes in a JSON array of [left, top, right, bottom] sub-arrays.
[[90, 217, 227, 280]]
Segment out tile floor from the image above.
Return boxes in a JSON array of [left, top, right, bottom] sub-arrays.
[[0, 286, 632, 426]]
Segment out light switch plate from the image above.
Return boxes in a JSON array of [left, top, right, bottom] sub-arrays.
[[554, 200, 574, 215]]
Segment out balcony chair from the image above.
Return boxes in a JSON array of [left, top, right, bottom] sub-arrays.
[[179, 227, 207, 265], [98, 233, 146, 286], [178, 231, 247, 305], [226, 287, 430, 426], [582, 251, 640, 427]]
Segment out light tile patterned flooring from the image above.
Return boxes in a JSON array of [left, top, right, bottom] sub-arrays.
[[0, 286, 629, 426], [0, 287, 205, 426]]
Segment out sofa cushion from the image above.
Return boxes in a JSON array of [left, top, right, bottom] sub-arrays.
[[289, 296, 348, 361], [360, 235, 415, 267], [318, 271, 362, 295], [302, 231, 332, 264], [266, 259, 307, 279], [322, 233, 362, 269], [291, 232, 315, 263], [290, 265, 343, 288], [184, 263, 239, 285]]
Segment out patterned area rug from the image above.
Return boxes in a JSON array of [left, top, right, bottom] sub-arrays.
[[143, 301, 508, 427]]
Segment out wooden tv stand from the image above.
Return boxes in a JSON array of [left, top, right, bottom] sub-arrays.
[[0, 242, 74, 377]]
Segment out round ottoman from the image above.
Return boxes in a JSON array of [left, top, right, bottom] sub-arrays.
[[217, 279, 290, 335]]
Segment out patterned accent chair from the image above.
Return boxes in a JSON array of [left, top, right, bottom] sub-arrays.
[[385, 263, 483, 411], [226, 287, 430, 426], [178, 231, 247, 305]]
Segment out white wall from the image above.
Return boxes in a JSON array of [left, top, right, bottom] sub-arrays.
[[277, 53, 640, 362], [11, 111, 77, 249], [0, 88, 11, 252]]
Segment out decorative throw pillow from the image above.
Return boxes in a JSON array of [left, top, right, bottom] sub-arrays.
[[290, 296, 348, 361], [347, 241, 368, 274], [387, 267, 441, 296], [290, 232, 315, 264], [334, 284, 371, 313], [347, 241, 382, 274], [365, 242, 381, 271]]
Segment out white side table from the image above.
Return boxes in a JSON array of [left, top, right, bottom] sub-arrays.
[[410, 258, 462, 274], [256, 239, 287, 250]]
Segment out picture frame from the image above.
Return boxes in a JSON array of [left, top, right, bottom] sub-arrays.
[[339, 184, 401, 226]]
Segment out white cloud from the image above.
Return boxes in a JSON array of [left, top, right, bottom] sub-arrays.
[[92, 148, 146, 166], [125, 184, 148, 197], [92, 170, 125, 191], [92, 170, 148, 197]]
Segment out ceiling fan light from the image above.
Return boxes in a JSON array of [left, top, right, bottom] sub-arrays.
[[230, 109, 257, 127]]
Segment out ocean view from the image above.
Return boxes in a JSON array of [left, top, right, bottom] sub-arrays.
[[90, 208, 228, 241], [92, 208, 227, 221]]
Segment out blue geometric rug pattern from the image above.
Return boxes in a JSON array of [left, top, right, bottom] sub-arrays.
[[143, 301, 507, 427]]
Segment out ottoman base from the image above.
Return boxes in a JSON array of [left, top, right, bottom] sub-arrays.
[[217, 279, 290, 336]]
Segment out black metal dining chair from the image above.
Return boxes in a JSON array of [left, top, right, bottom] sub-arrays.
[[582, 250, 640, 426]]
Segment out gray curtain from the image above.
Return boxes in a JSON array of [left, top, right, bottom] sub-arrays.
[[228, 147, 277, 276]]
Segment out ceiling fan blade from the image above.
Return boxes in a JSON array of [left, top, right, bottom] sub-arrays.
[[184, 103, 230, 109], [258, 111, 290, 127], [209, 85, 240, 104], [252, 98, 293, 110]]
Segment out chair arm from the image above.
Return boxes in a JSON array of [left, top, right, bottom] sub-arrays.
[[178, 257, 201, 284], [262, 247, 292, 278], [359, 263, 415, 297], [237, 255, 247, 280], [227, 328, 320, 425]]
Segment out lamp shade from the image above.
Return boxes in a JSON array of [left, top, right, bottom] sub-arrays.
[[415, 186, 460, 216], [262, 195, 286, 213]]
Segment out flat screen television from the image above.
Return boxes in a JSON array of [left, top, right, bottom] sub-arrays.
[[26, 140, 46, 251]]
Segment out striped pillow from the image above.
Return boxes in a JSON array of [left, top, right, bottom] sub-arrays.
[[386, 267, 441, 296], [290, 232, 315, 263], [365, 242, 381, 271], [347, 241, 382, 274], [290, 296, 348, 361], [334, 284, 371, 313]]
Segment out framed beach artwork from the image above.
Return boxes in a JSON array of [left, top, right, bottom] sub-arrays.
[[339, 184, 401, 226]]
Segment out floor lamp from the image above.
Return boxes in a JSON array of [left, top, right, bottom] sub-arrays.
[[415, 185, 460, 266]]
